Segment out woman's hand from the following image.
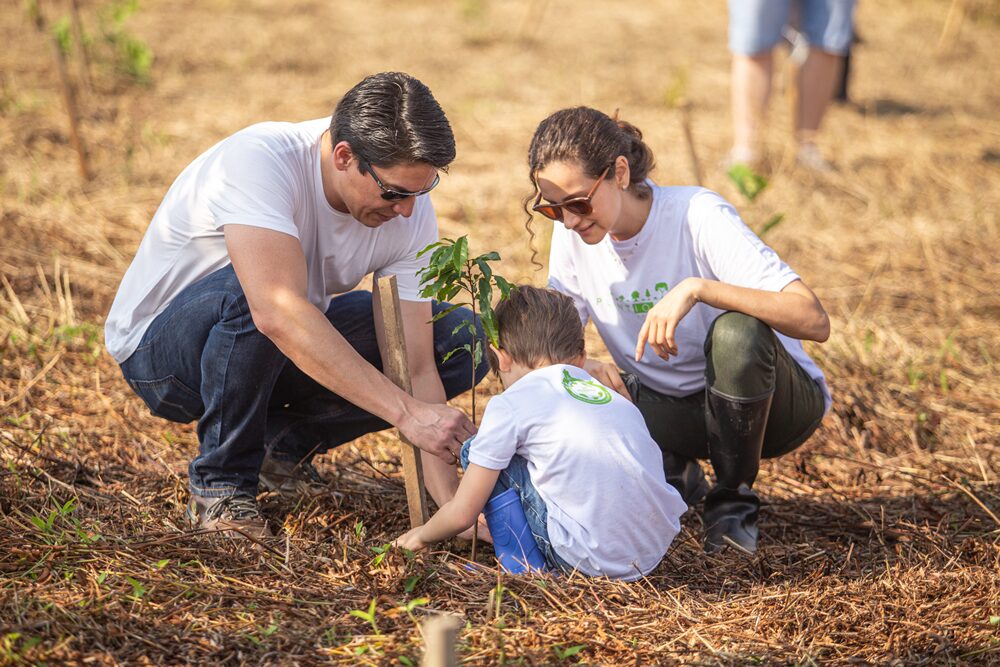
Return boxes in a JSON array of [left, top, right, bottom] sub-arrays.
[[394, 526, 430, 552], [635, 278, 702, 361], [582, 359, 631, 400]]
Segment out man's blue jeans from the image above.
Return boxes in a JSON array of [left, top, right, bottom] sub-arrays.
[[460, 438, 573, 572], [119, 264, 487, 498]]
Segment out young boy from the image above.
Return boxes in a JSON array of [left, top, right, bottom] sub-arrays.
[[395, 286, 687, 580]]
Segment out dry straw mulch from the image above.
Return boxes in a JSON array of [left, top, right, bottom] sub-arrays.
[[2, 0, 1000, 664]]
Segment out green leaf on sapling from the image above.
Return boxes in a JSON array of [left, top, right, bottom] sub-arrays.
[[430, 304, 464, 323], [452, 236, 469, 273], [475, 258, 492, 281]]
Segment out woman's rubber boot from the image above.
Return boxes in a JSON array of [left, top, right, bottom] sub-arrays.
[[483, 488, 547, 574], [663, 452, 710, 507], [703, 389, 773, 554]]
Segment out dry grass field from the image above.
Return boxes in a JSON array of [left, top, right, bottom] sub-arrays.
[[2, 0, 999, 664]]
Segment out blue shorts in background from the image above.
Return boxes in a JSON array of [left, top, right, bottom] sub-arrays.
[[728, 0, 856, 56]]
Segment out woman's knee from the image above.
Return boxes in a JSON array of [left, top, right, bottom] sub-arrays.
[[705, 312, 776, 398]]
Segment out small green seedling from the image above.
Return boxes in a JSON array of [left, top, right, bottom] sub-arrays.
[[349, 598, 381, 635], [553, 644, 587, 661], [99, 0, 154, 83], [727, 164, 768, 203], [727, 164, 785, 239], [371, 543, 392, 568], [125, 576, 146, 601]]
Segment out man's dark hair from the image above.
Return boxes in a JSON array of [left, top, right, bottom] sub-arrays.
[[488, 286, 585, 372], [330, 72, 456, 170]]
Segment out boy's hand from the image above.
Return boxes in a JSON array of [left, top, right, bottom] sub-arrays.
[[394, 526, 430, 552]]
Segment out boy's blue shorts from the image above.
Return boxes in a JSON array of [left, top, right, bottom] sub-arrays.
[[728, 0, 857, 56]]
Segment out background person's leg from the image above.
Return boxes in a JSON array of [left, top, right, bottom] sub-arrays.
[[727, 0, 789, 165], [731, 52, 776, 165], [795, 0, 857, 168]]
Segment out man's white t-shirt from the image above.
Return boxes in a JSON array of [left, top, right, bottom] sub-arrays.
[[105, 118, 437, 363], [467, 364, 687, 581], [548, 185, 831, 411]]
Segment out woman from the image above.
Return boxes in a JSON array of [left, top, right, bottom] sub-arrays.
[[524, 107, 830, 553]]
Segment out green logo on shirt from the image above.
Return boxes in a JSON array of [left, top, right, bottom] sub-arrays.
[[613, 282, 670, 314], [562, 370, 612, 405]]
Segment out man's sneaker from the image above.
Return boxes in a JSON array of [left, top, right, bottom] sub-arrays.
[[186, 492, 274, 540], [258, 451, 328, 499]]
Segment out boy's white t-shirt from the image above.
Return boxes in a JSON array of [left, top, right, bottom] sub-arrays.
[[105, 118, 437, 363], [548, 185, 831, 411], [468, 364, 687, 581]]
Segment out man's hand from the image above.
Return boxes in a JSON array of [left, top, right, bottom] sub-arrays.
[[583, 359, 631, 400], [394, 526, 430, 552], [635, 277, 701, 361], [398, 401, 477, 463]]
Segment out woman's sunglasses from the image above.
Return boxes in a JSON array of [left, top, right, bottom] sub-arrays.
[[358, 157, 440, 201], [531, 166, 611, 222]]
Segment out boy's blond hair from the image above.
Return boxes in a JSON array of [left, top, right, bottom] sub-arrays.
[[489, 286, 585, 371]]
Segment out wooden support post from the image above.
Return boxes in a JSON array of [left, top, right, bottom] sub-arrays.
[[68, 0, 93, 94], [678, 102, 703, 187], [937, 0, 966, 54], [421, 614, 463, 667], [375, 274, 429, 529], [32, 0, 91, 182]]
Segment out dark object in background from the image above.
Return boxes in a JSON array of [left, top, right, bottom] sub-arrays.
[[835, 28, 862, 104]]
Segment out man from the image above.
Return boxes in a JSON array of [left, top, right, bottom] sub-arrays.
[[105, 72, 485, 539]]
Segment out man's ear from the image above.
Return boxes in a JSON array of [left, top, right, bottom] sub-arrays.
[[490, 345, 513, 373], [331, 140, 355, 171]]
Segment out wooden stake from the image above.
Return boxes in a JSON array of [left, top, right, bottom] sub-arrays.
[[68, 0, 93, 94], [421, 614, 463, 667], [937, 0, 966, 54], [32, 0, 91, 181], [375, 274, 429, 529], [678, 102, 703, 186]]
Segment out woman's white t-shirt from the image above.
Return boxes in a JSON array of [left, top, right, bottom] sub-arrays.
[[105, 118, 437, 363], [468, 364, 687, 581], [548, 185, 831, 411]]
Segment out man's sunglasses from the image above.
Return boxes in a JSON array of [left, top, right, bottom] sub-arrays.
[[358, 157, 440, 201], [531, 166, 611, 222]]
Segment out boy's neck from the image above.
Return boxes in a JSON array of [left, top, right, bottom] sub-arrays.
[[499, 356, 585, 389]]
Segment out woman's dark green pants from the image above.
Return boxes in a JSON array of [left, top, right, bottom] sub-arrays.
[[626, 312, 826, 553]]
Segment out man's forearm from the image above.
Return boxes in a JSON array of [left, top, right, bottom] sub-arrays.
[[261, 297, 415, 426]]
